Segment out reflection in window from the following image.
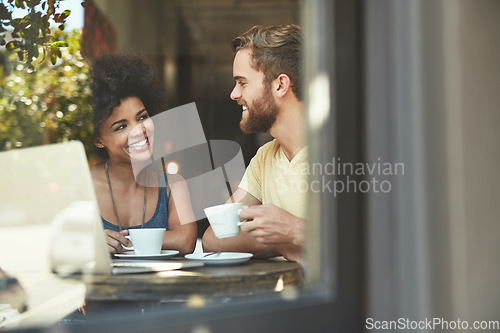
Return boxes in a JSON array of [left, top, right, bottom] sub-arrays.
[[0, 0, 340, 330]]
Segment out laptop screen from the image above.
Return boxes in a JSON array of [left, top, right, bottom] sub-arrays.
[[0, 141, 111, 276]]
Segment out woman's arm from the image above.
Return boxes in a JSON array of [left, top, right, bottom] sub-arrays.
[[162, 174, 197, 255]]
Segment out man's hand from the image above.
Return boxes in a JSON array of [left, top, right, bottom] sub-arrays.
[[104, 229, 130, 254], [239, 204, 304, 247]]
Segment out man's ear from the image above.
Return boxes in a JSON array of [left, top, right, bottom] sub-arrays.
[[274, 74, 292, 98]]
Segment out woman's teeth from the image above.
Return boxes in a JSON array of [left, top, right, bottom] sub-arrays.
[[129, 139, 147, 149]]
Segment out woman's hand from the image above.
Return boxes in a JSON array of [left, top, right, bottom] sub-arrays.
[[104, 229, 130, 254], [78, 300, 87, 315]]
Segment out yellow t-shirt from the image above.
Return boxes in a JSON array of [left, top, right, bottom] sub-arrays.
[[238, 139, 308, 219]]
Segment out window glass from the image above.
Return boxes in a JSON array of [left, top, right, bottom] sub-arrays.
[[0, 1, 344, 331]]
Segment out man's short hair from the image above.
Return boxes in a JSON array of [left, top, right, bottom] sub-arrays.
[[231, 24, 303, 100]]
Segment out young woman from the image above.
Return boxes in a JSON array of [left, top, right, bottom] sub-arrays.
[[90, 54, 197, 255]]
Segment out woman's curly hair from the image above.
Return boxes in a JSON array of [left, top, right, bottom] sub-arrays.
[[91, 53, 166, 159]]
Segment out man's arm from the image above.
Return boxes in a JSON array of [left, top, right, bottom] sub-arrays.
[[201, 188, 281, 258], [272, 243, 303, 264]]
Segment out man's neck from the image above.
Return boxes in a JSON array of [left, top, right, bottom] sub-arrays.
[[269, 100, 305, 161]]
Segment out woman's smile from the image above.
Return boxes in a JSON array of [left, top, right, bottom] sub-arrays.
[[128, 138, 149, 150]]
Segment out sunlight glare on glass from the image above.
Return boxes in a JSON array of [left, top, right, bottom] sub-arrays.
[[166, 161, 179, 174], [274, 275, 284, 292], [308, 73, 331, 130]]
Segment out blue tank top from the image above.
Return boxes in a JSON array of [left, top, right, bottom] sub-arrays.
[[101, 186, 169, 232]]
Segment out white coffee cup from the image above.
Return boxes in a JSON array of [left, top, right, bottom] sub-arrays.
[[204, 202, 244, 238], [122, 228, 165, 255]]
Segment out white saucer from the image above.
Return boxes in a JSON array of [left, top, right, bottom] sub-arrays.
[[114, 250, 179, 260], [185, 252, 253, 265]]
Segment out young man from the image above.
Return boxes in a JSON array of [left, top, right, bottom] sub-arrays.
[[202, 24, 306, 264]]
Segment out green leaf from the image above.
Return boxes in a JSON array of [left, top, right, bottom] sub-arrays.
[[27, 0, 38, 8], [5, 41, 19, 50], [32, 44, 39, 58], [51, 43, 62, 58], [10, 18, 22, 28], [52, 41, 68, 47], [27, 46, 34, 62], [0, 3, 11, 20], [39, 46, 46, 63], [15, 0, 26, 9], [60, 10, 71, 20]]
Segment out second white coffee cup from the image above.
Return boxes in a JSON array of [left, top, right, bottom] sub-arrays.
[[122, 228, 166, 255], [204, 202, 243, 238]]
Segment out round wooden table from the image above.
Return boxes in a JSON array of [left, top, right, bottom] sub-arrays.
[[83, 258, 303, 303]]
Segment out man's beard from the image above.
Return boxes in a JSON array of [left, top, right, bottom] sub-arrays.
[[240, 87, 279, 134]]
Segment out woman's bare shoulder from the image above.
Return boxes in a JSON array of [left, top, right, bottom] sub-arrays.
[[165, 173, 186, 183]]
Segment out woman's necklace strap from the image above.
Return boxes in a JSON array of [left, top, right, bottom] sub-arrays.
[[105, 161, 148, 231]]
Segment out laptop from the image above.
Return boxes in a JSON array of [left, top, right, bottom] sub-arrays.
[[0, 141, 202, 276]]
